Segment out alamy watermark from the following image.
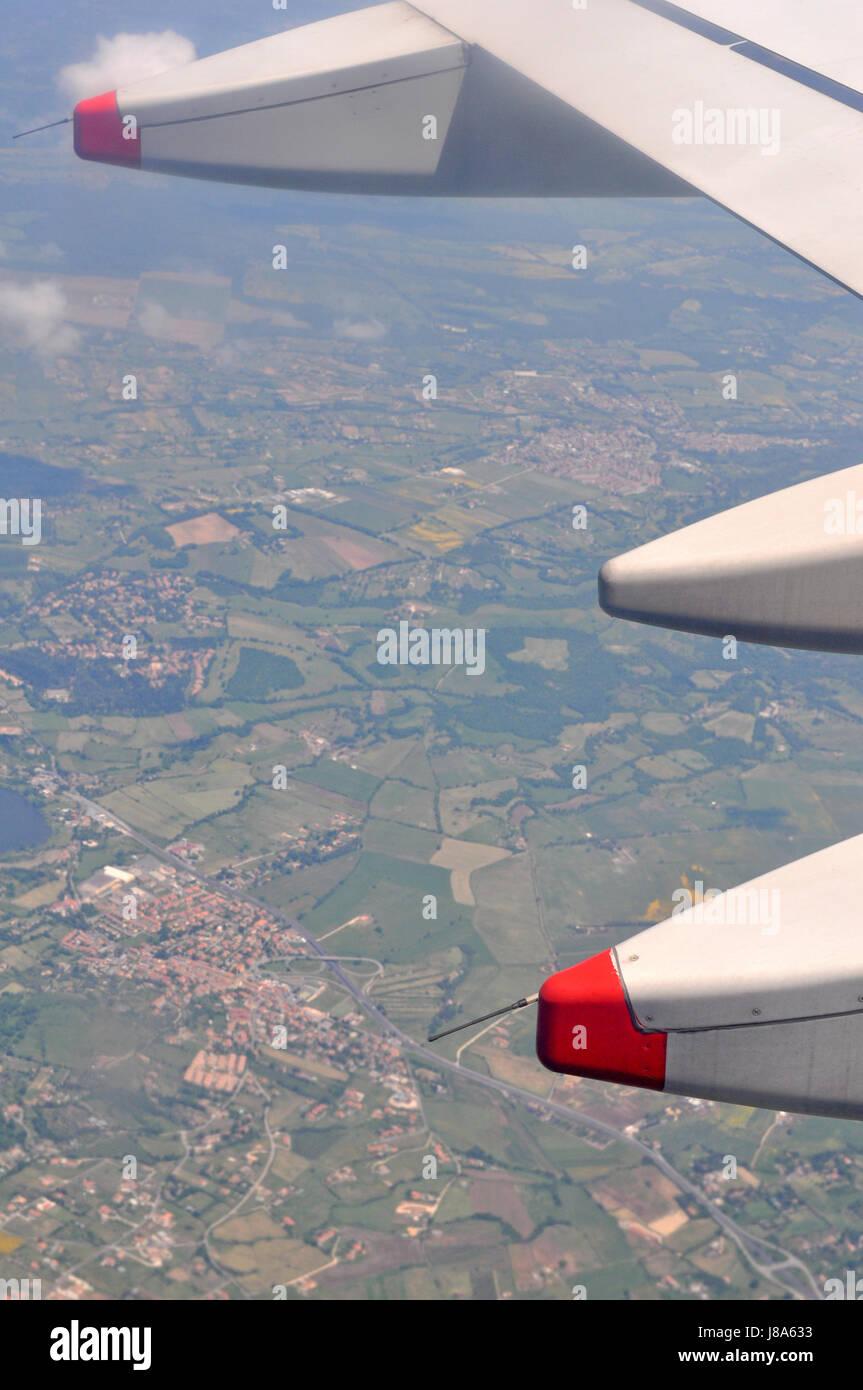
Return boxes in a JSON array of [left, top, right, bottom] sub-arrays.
[[0, 498, 41, 546], [672, 879, 781, 935], [672, 101, 781, 156], [50, 1321, 151, 1370], [0, 1276, 41, 1299], [824, 492, 863, 535], [376, 620, 487, 676]]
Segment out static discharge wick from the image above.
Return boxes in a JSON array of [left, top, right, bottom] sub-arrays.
[[428, 993, 539, 1043], [13, 117, 71, 139]]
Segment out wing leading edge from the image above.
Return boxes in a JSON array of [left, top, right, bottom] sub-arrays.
[[74, 0, 863, 293]]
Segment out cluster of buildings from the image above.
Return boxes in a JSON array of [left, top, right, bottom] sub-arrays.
[[183, 1051, 246, 1094], [22, 569, 221, 693], [63, 855, 423, 1118]]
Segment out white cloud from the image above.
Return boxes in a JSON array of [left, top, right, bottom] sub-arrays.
[[34, 242, 65, 264], [136, 302, 174, 338], [0, 281, 80, 357], [58, 31, 196, 104], [334, 316, 387, 341]]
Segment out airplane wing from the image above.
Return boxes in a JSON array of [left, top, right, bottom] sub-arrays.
[[599, 463, 863, 653], [416, 0, 863, 296], [537, 832, 863, 1119], [73, 0, 863, 294], [70, 1, 863, 1120]]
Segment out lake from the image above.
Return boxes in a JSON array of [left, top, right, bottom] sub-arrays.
[[0, 787, 50, 854]]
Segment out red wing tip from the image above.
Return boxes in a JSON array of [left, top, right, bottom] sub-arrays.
[[73, 90, 141, 167], [536, 948, 667, 1089]]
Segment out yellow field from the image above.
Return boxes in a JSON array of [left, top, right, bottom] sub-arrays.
[[431, 837, 511, 906], [409, 519, 464, 551], [167, 512, 240, 547], [260, 1045, 348, 1082]]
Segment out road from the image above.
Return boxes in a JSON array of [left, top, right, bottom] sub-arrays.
[[66, 788, 820, 1300]]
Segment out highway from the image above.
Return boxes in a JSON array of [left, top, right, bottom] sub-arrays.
[[65, 787, 821, 1300]]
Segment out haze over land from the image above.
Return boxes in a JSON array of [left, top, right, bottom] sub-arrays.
[[1, 0, 863, 1302]]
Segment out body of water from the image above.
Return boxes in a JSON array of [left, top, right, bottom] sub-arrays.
[[0, 787, 50, 855]]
